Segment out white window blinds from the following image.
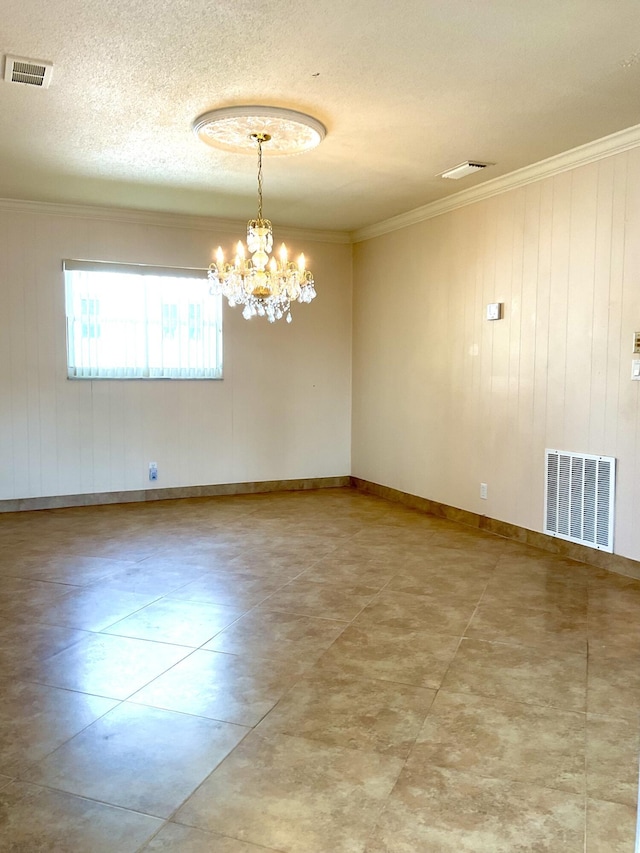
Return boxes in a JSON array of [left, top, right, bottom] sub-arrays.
[[63, 260, 223, 379]]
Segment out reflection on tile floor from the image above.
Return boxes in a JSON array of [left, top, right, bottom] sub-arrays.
[[0, 487, 638, 851]]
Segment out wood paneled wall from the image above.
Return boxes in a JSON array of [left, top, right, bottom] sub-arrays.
[[0, 207, 352, 500], [352, 148, 640, 561]]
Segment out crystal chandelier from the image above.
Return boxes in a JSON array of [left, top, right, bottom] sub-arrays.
[[208, 133, 315, 323], [193, 106, 326, 324]]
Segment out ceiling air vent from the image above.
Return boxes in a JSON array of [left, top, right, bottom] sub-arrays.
[[439, 161, 490, 180], [4, 55, 53, 88]]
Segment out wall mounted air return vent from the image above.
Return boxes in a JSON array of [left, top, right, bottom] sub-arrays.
[[544, 449, 615, 553], [4, 55, 53, 88]]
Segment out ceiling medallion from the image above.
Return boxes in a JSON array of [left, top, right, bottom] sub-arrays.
[[194, 107, 325, 322], [193, 105, 326, 155]]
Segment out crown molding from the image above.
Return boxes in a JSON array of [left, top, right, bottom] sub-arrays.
[[0, 197, 351, 244], [352, 123, 640, 243], [4, 122, 640, 247]]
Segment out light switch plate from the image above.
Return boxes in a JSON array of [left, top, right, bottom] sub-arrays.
[[632, 360, 640, 380], [486, 303, 502, 321]]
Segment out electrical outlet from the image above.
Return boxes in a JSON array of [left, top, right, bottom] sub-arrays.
[[634, 332, 640, 354], [480, 483, 488, 499], [149, 462, 158, 481]]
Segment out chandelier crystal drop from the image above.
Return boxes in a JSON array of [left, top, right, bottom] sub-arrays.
[[208, 132, 316, 323]]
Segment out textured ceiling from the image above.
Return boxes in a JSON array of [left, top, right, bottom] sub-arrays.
[[1, 0, 640, 232]]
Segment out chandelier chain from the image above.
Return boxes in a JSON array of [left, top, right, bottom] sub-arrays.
[[257, 138, 264, 221]]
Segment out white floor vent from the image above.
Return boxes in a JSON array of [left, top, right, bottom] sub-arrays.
[[544, 450, 615, 553]]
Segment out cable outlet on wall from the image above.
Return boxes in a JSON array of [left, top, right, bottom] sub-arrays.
[[149, 462, 158, 481], [480, 483, 488, 499]]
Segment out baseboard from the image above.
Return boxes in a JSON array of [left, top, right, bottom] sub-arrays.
[[0, 476, 351, 514], [4, 473, 638, 580], [350, 476, 640, 580]]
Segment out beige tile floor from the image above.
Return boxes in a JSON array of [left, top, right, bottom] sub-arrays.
[[0, 487, 638, 852]]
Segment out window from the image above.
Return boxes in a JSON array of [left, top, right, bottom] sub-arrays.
[[63, 260, 222, 379], [81, 298, 101, 339], [162, 303, 178, 339]]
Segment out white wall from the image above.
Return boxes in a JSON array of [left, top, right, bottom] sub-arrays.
[[352, 147, 640, 561], [0, 205, 352, 499]]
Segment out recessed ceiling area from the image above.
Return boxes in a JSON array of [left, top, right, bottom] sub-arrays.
[[1, 0, 640, 232]]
